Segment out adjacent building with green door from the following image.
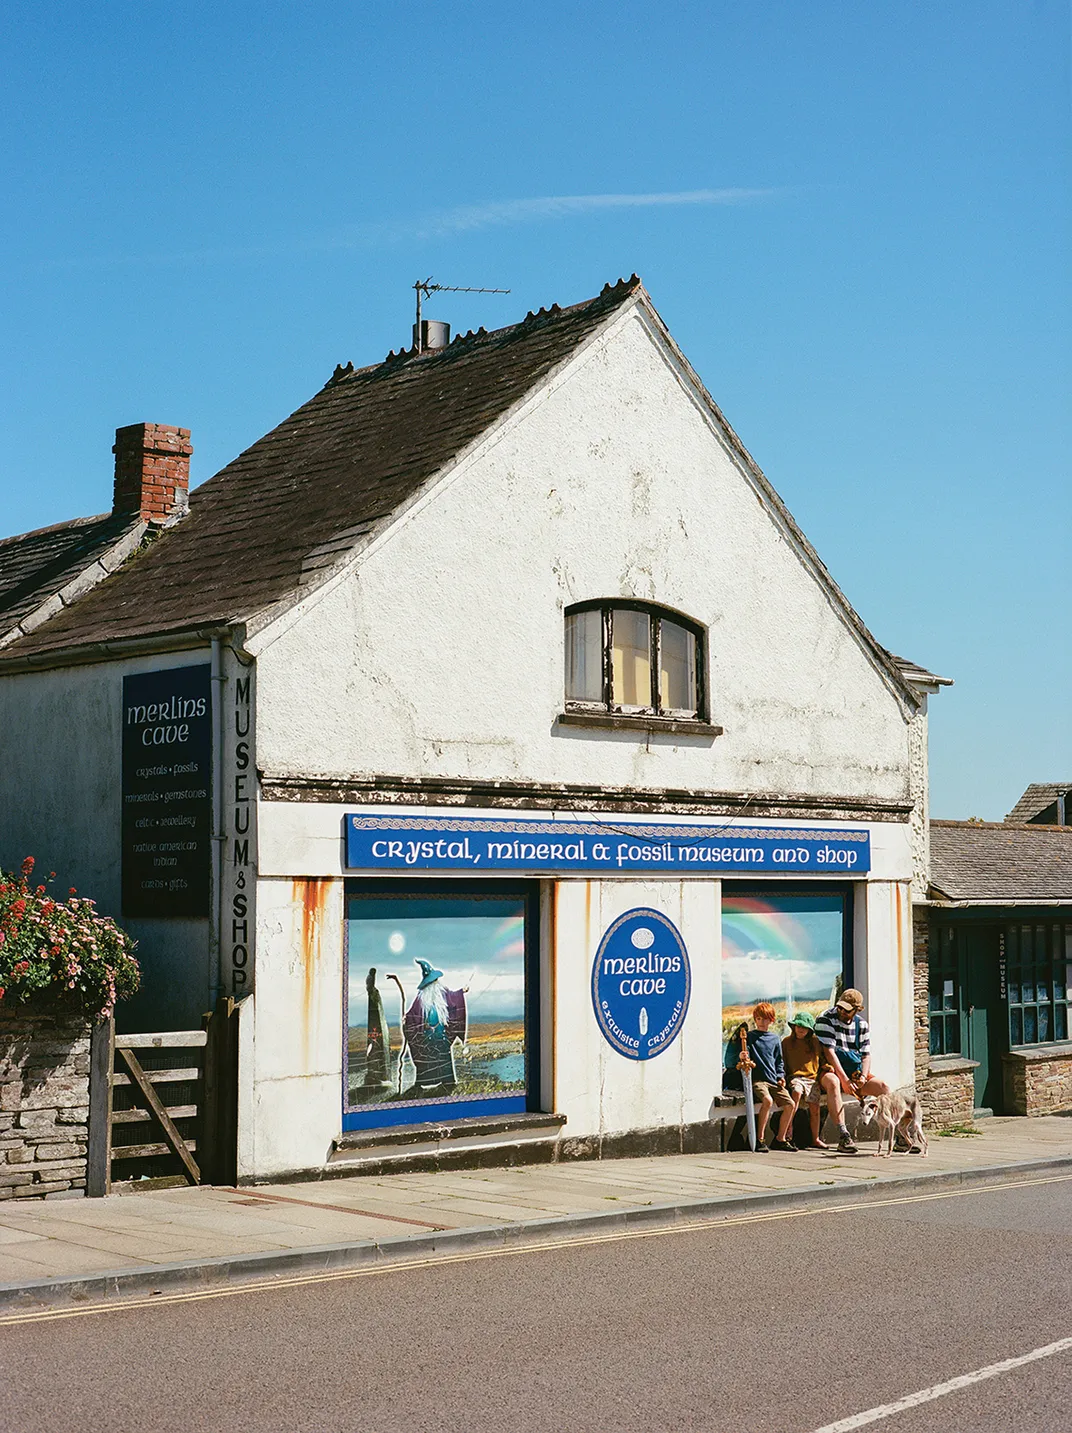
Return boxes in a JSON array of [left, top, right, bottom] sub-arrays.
[[915, 806, 1072, 1125]]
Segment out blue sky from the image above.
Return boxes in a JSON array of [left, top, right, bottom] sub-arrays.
[[2, 3, 1067, 819]]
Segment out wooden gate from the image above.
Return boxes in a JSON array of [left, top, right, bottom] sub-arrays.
[[87, 996, 238, 1196]]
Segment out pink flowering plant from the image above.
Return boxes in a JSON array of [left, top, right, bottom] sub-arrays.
[[0, 858, 139, 1019]]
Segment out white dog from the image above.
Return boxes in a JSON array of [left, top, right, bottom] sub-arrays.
[[858, 1087, 929, 1158]]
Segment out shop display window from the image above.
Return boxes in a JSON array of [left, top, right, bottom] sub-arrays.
[[343, 884, 536, 1130], [929, 925, 964, 1056], [721, 887, 851, 1042], [1006, 920, 1072, 1047]]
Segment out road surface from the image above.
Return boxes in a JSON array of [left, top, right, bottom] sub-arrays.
[[1, 1173, 1070, 1432]]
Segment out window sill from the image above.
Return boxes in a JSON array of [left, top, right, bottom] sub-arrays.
[[1003, 1043, 1072, 1063], [558, 711, 723, 739], [927, 1055, 978, 1077]]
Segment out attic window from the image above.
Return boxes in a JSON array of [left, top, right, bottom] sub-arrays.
[[563, 602, 719, 737]]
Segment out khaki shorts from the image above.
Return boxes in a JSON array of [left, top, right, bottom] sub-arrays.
[[790, 1075, 821, 1105], [752, 1080, 794, 1110]]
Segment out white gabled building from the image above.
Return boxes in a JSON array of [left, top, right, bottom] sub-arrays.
[[0, 277, 944, 1180]]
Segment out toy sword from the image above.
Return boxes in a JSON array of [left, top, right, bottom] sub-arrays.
[[736, 1021, 757, 1151]]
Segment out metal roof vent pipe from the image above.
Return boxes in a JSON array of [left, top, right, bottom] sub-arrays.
[[413, 318, 450, 353]]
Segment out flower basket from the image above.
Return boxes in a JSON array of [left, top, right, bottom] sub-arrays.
[[0, 859, 139, 1021]]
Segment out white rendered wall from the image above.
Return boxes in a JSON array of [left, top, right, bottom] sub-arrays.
[[247, 797, 914, 1173], [241, 867, 916, 1177], [858, 879, 916, 1091], [242, 867, 721, 1177], [251, 309, 914, 805], [240, 306, 924, 1167], [0, 653, 211, 1031], [241, 874, 345, 1178], [552, 878, 721, 1140]]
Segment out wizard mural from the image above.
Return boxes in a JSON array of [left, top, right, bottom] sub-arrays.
[[345, 893, 528, 1118], [400, 960, 468, 1093]]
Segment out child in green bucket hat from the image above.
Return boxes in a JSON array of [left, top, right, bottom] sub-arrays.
[[782, 1010, 826, 1148]]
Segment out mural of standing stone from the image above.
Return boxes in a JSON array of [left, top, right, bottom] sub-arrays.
[[360, 967, 392, 1093]]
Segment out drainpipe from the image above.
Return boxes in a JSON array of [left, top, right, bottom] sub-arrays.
[[209, 635, 226, 1005]]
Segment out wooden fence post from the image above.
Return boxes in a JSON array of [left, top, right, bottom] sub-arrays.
[[86, 1017, 115, 1197], [202, 996, 238, 1185]]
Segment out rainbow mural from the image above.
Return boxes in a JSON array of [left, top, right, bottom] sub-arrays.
[[721, 893, 845, 1039]]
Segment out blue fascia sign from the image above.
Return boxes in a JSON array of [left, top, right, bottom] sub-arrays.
[[345, 815, 870, 875], [592, 908, 691, 1060]]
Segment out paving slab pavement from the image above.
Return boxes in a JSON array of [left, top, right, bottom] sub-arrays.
[[0, 1115, 1070, 1306]]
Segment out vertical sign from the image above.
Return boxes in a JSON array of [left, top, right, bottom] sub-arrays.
[[220, 658, 256, 994], [122, 665, 211, 918]]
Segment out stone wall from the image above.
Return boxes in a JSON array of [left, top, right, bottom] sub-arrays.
[[911, 906, 977, 1129], [919, 1058, 976, 1128], [1003, 1047, 1072, 1116], [0, 1005, 91, 1199]]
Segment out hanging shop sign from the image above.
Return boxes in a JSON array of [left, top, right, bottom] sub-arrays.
[[121, 664, 212, 918], [345, 814, 870, 875], [591, 908, 691, 1061]]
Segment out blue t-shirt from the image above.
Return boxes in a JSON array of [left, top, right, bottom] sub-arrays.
[[746, 1029, 784, 1084]]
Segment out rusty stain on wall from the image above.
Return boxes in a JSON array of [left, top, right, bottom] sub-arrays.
[[587, 881, 608, 1135], [895, 883, 905, 967], [293, 877, 330, 1066]]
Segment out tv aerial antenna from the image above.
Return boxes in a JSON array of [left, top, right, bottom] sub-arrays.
[[413, 277, 510, 351]]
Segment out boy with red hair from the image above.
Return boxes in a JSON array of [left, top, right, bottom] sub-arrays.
[[746, 1002, 797, 1151]]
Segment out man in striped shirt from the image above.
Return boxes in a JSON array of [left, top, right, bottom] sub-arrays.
[[814, 988, 890, 1154]]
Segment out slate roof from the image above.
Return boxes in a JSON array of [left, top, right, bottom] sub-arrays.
[[1005, 784, 1072, 825], [0, 511, 144, 649], [930, 820, 1072, 904], [0, 281, 642, 663]]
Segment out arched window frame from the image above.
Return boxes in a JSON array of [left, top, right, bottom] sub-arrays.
[[562, 600, 719, 736]]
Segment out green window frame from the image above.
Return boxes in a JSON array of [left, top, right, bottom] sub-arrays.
[[929, 924, 963, 1056], [1005, 920, 1072, 1047]]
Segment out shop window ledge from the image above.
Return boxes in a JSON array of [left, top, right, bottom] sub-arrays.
[[334, 1110, 566, 1154]]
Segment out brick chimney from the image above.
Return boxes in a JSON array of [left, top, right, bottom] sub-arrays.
[[112, 423, 192, 523]]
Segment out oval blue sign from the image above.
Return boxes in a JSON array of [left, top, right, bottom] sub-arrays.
[[591, 908, 691, 1061]]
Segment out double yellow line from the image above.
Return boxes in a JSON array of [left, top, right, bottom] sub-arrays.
[[2, 1171, 1069, 1328]]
